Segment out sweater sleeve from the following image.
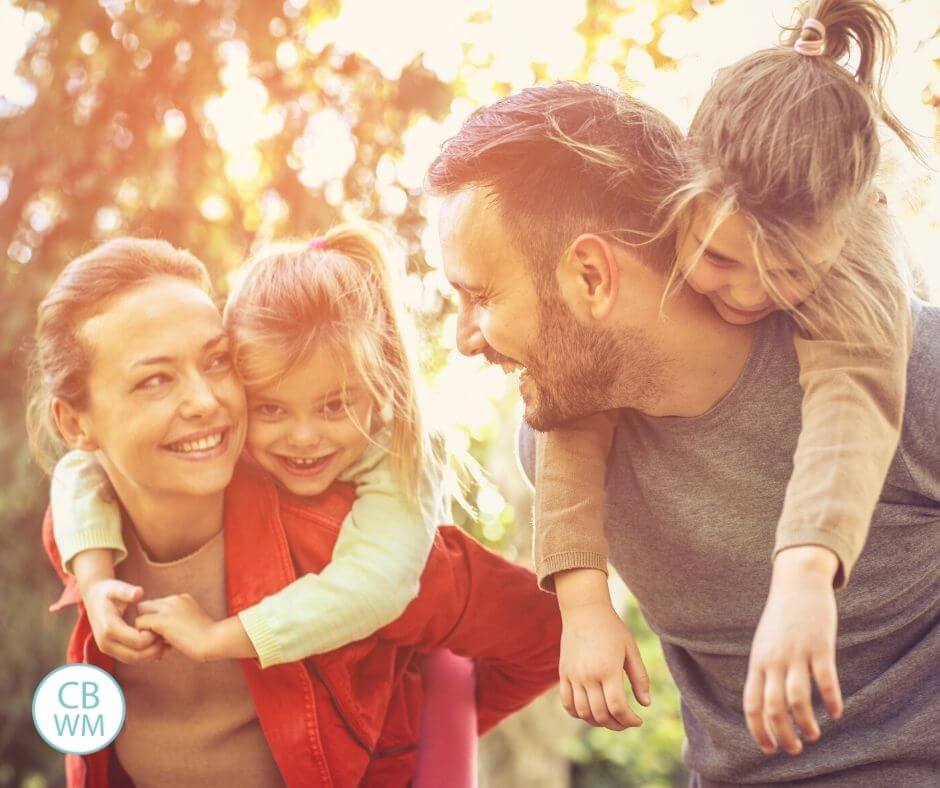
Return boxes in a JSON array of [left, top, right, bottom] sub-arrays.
[[777, 301, 912, 588], [238, 438, 438, 668], [50, 450, 127, 574], [533, 412, 617, 592]]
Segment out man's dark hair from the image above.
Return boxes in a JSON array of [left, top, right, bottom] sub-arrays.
[[426, 82, 684, 288]]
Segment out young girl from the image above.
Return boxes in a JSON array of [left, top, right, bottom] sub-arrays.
[[537, 0, 918, 757], [49, 224, 478, 783]]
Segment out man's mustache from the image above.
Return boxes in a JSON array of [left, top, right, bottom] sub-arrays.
[[482, 346, 518, 367]]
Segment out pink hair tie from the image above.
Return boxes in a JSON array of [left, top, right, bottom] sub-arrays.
[[308, 236, 328, 251], [794, 18, 826, 57]]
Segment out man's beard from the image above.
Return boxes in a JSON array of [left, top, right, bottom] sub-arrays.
[[518, 295, 663, 432]]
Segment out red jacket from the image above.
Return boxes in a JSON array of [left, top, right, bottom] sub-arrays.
[[43, 459, 561, 787]]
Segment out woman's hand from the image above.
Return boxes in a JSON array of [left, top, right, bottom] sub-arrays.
[[136, 594, 256, 662], [83, 578, 167, 664], [556, 568, 651, 731], [743, 546, 843, 756]]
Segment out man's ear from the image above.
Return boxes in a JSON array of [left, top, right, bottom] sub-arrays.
[[557, 234, 621, 321], [51, 398, 99, 452]]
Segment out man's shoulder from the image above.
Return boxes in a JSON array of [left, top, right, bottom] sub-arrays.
[[911, 298, 940, 359], [903, 298, 940, 433]]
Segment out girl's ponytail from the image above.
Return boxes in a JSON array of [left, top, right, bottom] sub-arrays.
[[786, 0, 919, 159]]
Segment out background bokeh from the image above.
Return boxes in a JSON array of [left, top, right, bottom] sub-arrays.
[[1, 1, 936, 786]]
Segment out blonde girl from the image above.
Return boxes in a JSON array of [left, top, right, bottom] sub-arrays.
[[50, 223, 478, 783], [536, 0, 921, 757]]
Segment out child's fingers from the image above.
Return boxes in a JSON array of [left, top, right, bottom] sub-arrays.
[[104, 581, 144, 604], [134, 613, 163, 635], [764, 669, 801, 755], [136, 599, 165, 615], [785, 662, 819, 742], [102, 616, 158, 650], [571, 683, 595, 726], [743, 666, 775, 754], [601, 676, 642, 729], [585, 682, 620, 730], [559, 679, 577, 719], [623, 637, 651, 706], [811, 653, 844, 720]]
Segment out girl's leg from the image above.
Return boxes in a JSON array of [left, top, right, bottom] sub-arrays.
[[414, 648, 478, 788]]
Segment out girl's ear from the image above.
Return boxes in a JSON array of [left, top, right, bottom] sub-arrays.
[[51, 398, 99, 452], [556, 234, 621, 322]]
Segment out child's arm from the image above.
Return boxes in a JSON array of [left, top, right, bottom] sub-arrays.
[[535, 412, 651, 731], [744, 300, 912, 756], [237, 443, 437, 666], [50, 451, 162, 663], [138, 437, 439, 667], [533, 412, 616, 591], [51, 450, 126, 574]]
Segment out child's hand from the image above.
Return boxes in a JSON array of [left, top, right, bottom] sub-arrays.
[[84, 579, 166, 664], [135, 594, 257, 663], [559, 600, 651, 730], [555, 568, 650, 731], [743, 546, 843, 757], [135, 593, 218, 663]]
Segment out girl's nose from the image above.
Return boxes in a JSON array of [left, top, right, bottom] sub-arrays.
[[728, 282, 770, 310], [286, 422, 322, 448]]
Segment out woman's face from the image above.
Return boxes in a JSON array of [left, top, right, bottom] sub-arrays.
[[676, 201, 842, 326], [71, 277, 247, 499]]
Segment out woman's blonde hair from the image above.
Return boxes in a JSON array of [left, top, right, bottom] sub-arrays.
[[660, 0, 919, 345], [26, 238, 213, 473], [223, 221, 436, 502]]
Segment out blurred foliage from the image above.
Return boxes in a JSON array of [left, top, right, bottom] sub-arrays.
[[1, 0, 936, 786]]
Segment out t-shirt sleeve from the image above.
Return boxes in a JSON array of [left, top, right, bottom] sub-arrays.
[[50, 450, 127, 575], [237, 440, 437, 668]]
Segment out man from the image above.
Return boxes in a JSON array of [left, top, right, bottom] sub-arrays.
[[427, 82, 940, 786]]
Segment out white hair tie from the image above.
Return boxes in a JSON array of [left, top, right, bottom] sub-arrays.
[[794, 18, 826, 57]]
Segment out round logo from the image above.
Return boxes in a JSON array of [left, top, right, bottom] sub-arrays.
[[32, 664, 125, 755]]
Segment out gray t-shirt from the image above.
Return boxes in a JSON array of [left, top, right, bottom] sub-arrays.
[[520, 300, 939, 786]]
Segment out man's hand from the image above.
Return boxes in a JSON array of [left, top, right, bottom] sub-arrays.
[[136, 594, 256, 662], [84, 579, 166, 664], [556, 568, 651, 730], [743, 546, 843, 756]]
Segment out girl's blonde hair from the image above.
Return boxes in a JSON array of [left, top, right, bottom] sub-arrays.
[[223, 222, 435, 502], [661, 0, 919, 345], [26, 238, 213, 473]]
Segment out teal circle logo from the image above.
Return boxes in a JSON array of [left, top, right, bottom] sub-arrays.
[[32, 664, 125, 755]]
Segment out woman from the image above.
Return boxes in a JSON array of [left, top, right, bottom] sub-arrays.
[[30, 238, 561, 787]]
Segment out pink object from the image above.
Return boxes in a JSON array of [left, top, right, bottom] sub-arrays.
[[794, 18, 826, 56], [308, 236, 328, 251], [414, 649, 478, 788]]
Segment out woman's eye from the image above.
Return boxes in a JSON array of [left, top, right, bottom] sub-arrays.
[[206, 351, 232, 371], [252, 403, 284, 418], [135, 373, 170, 391]]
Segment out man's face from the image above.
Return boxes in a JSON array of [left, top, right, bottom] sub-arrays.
[[438, 188, 630, 430]]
